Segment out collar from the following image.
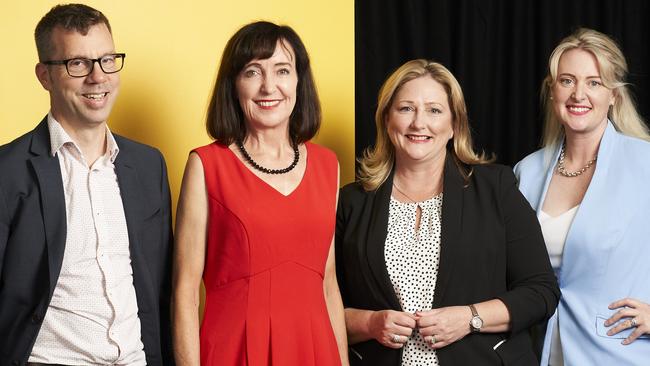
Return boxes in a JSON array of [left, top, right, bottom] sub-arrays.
[[47, 112, 120, 163]]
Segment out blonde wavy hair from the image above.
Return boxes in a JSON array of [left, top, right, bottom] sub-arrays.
[[358, 59, 492, 191], [541, 28, 650, 147]]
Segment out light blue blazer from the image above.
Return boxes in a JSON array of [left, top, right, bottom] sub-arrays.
[[514, 121, 650, 365]]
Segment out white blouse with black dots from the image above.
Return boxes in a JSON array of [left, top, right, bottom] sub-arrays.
[[385, 193, 443, 366]]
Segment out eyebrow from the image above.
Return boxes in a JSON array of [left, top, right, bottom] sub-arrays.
[[60, 52, 116, 60], [558, 73, 602, 79], [397, 99, 445, 106], [244, 61, 294, 68]]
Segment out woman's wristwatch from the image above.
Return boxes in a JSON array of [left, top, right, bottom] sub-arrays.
[[469, 304, 484, 332]]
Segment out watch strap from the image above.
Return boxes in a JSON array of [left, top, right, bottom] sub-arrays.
[[469, 304, 479, 317]]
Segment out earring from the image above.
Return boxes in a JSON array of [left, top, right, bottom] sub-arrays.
[[549, 96, 554, 100]]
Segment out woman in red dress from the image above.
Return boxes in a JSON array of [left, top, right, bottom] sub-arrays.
[[172, 21, 349, 366]]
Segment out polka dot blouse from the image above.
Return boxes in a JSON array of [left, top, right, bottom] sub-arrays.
[[385, 193, 443, 366]]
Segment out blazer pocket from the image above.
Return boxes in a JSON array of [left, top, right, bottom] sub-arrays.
[[349, 346, 363, 361], [141, 205, 161, 221], [595, 315, 650, 339], [348, 341, 397, 366], [493, 333, 538, 365]]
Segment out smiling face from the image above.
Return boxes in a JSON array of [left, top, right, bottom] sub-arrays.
[[551, 48, 615, 138], [386, 75, 454, 167], [235, 40, 298, 132], [35, 23, 119, 130]]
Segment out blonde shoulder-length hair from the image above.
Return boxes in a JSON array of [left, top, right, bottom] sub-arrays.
[[357, 59, 492, 191], [541, 28, 650, 148]]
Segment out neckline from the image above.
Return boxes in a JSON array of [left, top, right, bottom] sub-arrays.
[[226, 142, 310, 198], [390, 192, 444, 205], [539, 204, 579, 219]]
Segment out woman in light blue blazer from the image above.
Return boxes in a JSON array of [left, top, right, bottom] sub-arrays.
[[515, 28, 650, 365]]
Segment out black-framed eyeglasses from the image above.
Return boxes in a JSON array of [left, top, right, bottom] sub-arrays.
[[42, 53, 126, 77]]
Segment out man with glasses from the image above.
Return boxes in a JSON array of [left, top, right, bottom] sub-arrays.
[[0, 4, 173, 365]]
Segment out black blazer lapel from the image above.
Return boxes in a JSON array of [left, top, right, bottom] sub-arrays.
[[113, 151, 155, 313], [433, 156, 464, 307], [28, 119, 67, 296], [366, 170, 402, 310], [114, 155, 141, 251]]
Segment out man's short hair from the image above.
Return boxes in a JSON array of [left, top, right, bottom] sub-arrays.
[[35, 3, 111, 61]]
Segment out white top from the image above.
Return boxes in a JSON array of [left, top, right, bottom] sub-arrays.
[[538, 205, 579, 269], [29, 115, 145, 365], [539, 205, 579, 366], [385, 194, 443, 366]]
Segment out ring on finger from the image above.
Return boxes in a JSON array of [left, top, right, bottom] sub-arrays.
[[630, 318, 638, 327], [391, 334, 401, 343], [425, 335, 436, 344]]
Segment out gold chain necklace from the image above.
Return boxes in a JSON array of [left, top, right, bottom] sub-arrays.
[[393, 182, 440, 203], [393, 182, 418, 203], [556, 145, 597, 178]]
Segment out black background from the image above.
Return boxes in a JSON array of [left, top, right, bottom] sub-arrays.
[[355, 0, 650, 167]]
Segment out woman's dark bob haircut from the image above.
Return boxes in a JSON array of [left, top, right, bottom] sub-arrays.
[[206, 21, 321, 146]]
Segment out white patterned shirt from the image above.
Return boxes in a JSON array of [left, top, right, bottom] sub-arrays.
[[28, 114, 146, 365], [385, 194, 443, 366]]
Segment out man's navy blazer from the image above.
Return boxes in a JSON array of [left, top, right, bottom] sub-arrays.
[[0, 118, 174, 365]]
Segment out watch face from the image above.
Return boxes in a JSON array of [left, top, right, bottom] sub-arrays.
[[471, 316, 483, 329]]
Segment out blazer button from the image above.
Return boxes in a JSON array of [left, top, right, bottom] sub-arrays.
[[31, 313, 42, 323], [11, 360, 20, 366]]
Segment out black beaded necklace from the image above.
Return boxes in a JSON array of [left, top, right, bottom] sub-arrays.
[[237, 141, 300, 174]]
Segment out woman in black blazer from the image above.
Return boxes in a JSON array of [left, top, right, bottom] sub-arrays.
[[335, 60, 559, 365]]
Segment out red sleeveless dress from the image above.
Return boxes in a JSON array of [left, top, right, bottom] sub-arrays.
[[193, 142, 341, 366]]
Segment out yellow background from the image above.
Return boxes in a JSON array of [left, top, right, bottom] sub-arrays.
[[0, 0, 356, 212]]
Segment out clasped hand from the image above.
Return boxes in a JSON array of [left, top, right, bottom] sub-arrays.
[[369, 306, 471, 349], [416, 306, 472, 349]]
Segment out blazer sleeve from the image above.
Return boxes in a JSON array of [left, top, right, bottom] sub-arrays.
[[0, 184, 8, 280], [495, 168, 560, 334], [335, 187, 350, 308]]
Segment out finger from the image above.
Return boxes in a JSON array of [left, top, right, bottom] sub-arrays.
[[416, 315, 437, 328], [406, 311, 420, 319], [387, 325, 413, 338], [392, 324, 415, 337], [609, 297, 640, 310], [384, 334, 406, 348], [418, 325, 436, 337], [622, 327, 645, 345], [605, 309, 635, 326], [390, 333, 406, 343], [391, 310, 419, 319], [415, 309, 437, 317], [428, 339, 449, 350], [393, 314, 418, 328], [423, 334, 437, 347], [607, 319, 635, 336]]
